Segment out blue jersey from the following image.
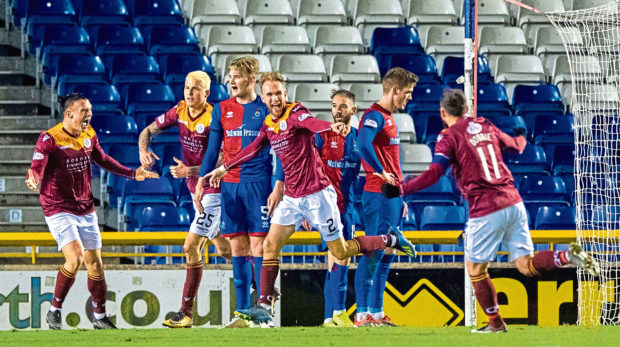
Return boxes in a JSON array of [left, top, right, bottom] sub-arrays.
[[315, 127, 361, 213]]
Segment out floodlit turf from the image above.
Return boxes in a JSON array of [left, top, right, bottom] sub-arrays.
[[0, 326, 617, 347]]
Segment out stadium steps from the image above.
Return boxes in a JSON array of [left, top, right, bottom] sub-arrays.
[[0, 206, 47, 231], [0, 175, 40, 205]]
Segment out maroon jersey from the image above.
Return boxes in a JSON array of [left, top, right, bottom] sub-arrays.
[[359, 103, 403, 193], [157, 100, 219, 194], [434, 117, 525, 217], [224, 102, 332, 198], [29, 123, 135, 217]]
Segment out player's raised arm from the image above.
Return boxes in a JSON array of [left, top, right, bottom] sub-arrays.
[[494, 124, 527, 154], [92, 134, 158, 180], [137, 121, 162, 168], [25, 132, 53, 192]]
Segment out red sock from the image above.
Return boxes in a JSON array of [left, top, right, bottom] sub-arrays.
[[87, 273, 107, 314], [52, 265, 76, 309], [470, 272, 504, 328], [181, 260, 203, 317], [529, 250, 568, 276], [352, 235, 391, 254], [258, 259, 279, 306]]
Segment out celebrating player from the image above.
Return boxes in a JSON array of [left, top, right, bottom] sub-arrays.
[[202, 72, 416, 326], [355, 67, 418, 327], [137, 71, 232, 328], [194, 57, 284, 327], [382, 89, 600, 333], [314, 89, 360, 328], [25, 93, 158, 330]]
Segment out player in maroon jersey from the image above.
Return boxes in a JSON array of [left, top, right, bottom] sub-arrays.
[[25, 93, 158, 330], [202, 72, 416, 326], [382, 89, 600, 333]]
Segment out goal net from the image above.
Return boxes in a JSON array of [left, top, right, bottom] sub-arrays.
[[544, 0, 620, 326]]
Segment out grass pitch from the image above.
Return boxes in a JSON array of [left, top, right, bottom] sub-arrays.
[[0, 326, 617, 347]]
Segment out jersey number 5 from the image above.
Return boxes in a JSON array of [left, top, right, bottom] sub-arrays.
[[476, 144, 501, 181]]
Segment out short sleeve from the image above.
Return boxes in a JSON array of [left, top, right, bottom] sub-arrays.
[[155, 105, 179, 130]]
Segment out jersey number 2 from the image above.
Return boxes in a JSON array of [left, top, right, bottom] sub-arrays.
[[476, 144, 501, 181]]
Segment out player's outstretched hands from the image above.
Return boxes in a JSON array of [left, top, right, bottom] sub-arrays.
[[330, 122, 346, 135], [135, 166, 159, 181], [139, 150, 160, 169], [170, 157, 189, 178], [25, 169, 39, 192], [381, 182, 403, 199], [374, 170, 396, 185], [204, 165, 227, 189]]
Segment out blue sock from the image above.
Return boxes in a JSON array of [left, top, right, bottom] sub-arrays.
[[331, 263, 349, 312], [369, 253, 394, 314], [324, 270, 333, 320], [253, 256, 263, 294], [232, 256, 252, 310], [354, 251, 382, 314]]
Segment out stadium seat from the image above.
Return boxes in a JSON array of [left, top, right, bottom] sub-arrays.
[[78, 0, 131, 27], [534, 205, 576, 230], [259, 26, 311, 54], [122, 176, 176, 211], [351, 0, 404, 28], [160, 53, 215, 84], [273, 54, 327, 82], [91, 115, 139, 144], [55, 55, 107, 89], [94, 26, 146, 56], [207, 82, 230, 103], [370, 26, 423, 72], [400, 143, 432, 174], [423, 26, 464, 58], [484, 115, 526, 137], [148, 26, 200, 56], [403, 205, 418, 231], [552, 55, 602, 88], [441, 56, 493, 87], [513, 84, 564, 117], [419, 205, 466, 231], [158, 145, 184, 177], [492, 55, 546, 85], [384, 54, 439, 83], [311, 26, 364, 55], [138, 205, 190, 231], [532, 114, 574, 146], [124, 84, 176, 115], [457, 0, 510, 25], [405, 84, 449, 115], [296, 0, 348, 26], [190, 0, 242, 27], [476, 83, 512, 116], [503, 144, 548, 174], [572, 84, 620, 113], [479, 27, 528, 56], [40, 26, 92, 84], [127, 0, 185, 28], [218, 54, 271, 83], [340, 83, 382, 110], [406, 0, 458, 25], [533, 26, 582, 57], [109, 54, 162, 86], [326, 55, 381, 83], [404, 175, 457, 204], [62, 83, 123, 114], [519, 175, 568, 202], [243, 0, 294, 26], [412, 112, 442, 144], [550, 145, 574, 175], [123, 201, 177, 231], [287, 83, 339, 112], [394, 113, 416, 143], [516, 0, 565, 30], [202, 25, 257, 56], [24, 0, 77, 51]]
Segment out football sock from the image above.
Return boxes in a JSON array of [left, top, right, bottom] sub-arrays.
[[369, 253, 393, 315], [87, 273, 107, 315], [371, 312, 385, 320], [529, 250, 568, 276], [253, 256, 263, 294], [324, 270, 333, 320], [180, 260, 203, 317], [324, 318, 333, 324], [471, 272, 504, 328], [354, 255, 374, 315], [232, 256, 252, 311], [352, 235, 393, 254], [52, 265, 76, 310], [355, 312, 369, 321], [331, 263, 349, 312], [258, 259, 280, 306]]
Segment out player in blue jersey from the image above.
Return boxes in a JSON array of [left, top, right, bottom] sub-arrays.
[[355, 67, 418, 327], [194, 57, 284, 327], [314, 89, 361, 327]]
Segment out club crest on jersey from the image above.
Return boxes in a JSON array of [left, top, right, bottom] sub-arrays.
[[298, 113, 310, 122], [436, 134, 444, 142], [157, 114, 165, 124], [279, 121, 287, 131], [253, 109, 262, 120], [32, 151, 44, 160], [196, 123, 205, 134], [83, 138, 91, 148], [390, 137, 400, 145], [467, 122, 482, 135], [42, 134, 50, 142], [364, 119, 378, 128], [387, 119, 393, 126], [226, 111, 233, 118], [331, 141, 338, 148]]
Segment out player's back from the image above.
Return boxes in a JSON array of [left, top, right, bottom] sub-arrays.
[[435, 116, 523, 217]]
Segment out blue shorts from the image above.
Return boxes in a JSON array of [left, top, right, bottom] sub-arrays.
[[320, 211, 355, 251], [220, 181, 271, 238], [362, 191, 403, 236]]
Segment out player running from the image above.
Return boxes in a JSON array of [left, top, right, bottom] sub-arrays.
[[382, 89, 600, 333], [355, 67, 418, 327], [202, 72, 416, 327], [194, 57, 284, 328], [25, 93, 158, 330], [313, 89, 360, 328], [137, 71, 232, 328]]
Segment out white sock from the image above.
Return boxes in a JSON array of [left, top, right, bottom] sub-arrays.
[[371, 312, 385, 320], [93, 312, 106, 320], [355, 312, 368, 321], [333, 310, 344, 315], [49, 306, 61, 313], [324, 318, 333, 324], [390, 235, 397, 246]]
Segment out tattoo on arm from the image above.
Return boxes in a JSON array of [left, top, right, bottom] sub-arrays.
[[138, 122, 162, 152]]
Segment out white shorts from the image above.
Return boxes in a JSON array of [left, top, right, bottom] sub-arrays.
[[189, 193, 221, 240], [45, 212, 101, 251], [464, 202, 534, 263], [271, 185, 343, 242]]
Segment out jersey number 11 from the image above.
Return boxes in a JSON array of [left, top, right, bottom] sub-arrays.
[[476, 144, 501, 181]]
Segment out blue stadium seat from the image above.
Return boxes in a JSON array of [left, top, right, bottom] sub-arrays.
[[158, 144, 184, 176], [386, 54, 439, 84], [484, 115, 526, 137], [551, 145, 574, 175], [127, 0, 184, 28], [77, 0, 131, 27], [208, 82, 229, 103], [124, 83, 176, 114], [105, 174, 129, 207], [404, 175, 456, 204], [62, 83, 123, 114], [132, 112, 180, 144], [11, 0, 30, 28], [419, 205, 466, 231], [532, 114, 574, 145], [534, 206, 576, 230], [477, 84, 511, 116], [503, 144, 548, 174], [106, 143, 141, 168], [41, 26, 92, 85], [124, 201, 176, 231], [403, 206, 417, 231], [160, 53, 215, 84], [369, 26, 424, 76], [411, 112, 437, 144], [55, 55, 107, 88], [94, 26, 146, 56], [138, 205, 189, 231], [90, 115, 138, 144], [148, 26, 200, 56], [406, 84, 449, 115], [512, 84, 564, 117], [109, 54, 162, 86], [25, 0, 77, 53], [441, 56, 492, 87], [122, 176, 176, 212], [519, 175, 568, 202]]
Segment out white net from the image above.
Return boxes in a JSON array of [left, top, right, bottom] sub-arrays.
[[545, 0, 620, 326]]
